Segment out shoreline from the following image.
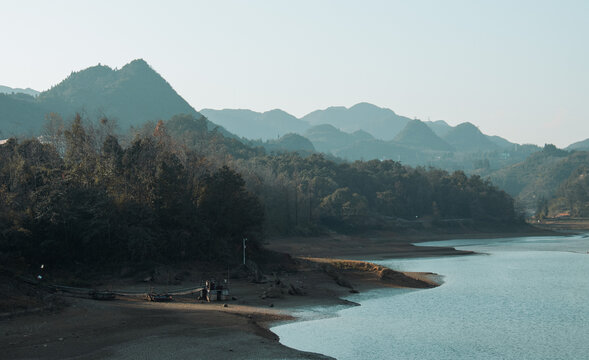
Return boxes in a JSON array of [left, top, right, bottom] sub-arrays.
[[0, 227, 561, 359], [0, 257, 438, 360], [264, 227, 555, 260]]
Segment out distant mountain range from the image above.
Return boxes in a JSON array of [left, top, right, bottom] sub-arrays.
[[200, 108, 307, 140], [202, 104, 526, 168], [301, 102, 412, 140], [0, 59, 229, 138], [0, 85, 40, 97], [2, 59, 587, 215]]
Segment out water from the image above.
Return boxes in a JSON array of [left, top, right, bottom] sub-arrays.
[[272, 235, 589, 359]]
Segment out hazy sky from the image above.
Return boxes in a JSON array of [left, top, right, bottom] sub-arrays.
[[1, 0, 588, 147]]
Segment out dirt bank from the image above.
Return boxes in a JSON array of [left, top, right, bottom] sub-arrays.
[[0, 255, 438, 360]]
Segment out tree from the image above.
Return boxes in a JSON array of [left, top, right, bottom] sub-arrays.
[[196, 166, 264, 261]]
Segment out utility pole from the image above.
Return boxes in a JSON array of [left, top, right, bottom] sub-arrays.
[[243, 238, 247, 265]]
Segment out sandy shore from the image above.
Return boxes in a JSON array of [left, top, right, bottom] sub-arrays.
[[0, 228, 550, 359], [1, 296, 331, 360], [1, 258, 435, 359]]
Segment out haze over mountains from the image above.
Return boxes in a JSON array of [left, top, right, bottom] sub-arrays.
[[0, 59, 589, 217], [1, 58, 583, 165], [2, 58, 589, 215], [1, 58, 534, 172], [202, 103, 534, 170], [0, 85, 40, 97]]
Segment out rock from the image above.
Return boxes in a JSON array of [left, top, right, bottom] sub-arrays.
[[223, 303, 228, 308], [349, 289, 359, 294], [269, 303, 274, 308], [231, 296, 238, 301]]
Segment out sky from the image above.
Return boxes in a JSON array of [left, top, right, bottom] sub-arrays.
[[1, 0, 588, 147]]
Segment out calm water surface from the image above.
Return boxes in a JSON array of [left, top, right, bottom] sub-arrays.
[[272, 235, 589, 359]]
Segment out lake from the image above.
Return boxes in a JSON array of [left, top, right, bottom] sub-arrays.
[[272, 234, 589, 359]]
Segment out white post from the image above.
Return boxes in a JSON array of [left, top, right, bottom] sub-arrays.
[[243, 238, 247, 265]]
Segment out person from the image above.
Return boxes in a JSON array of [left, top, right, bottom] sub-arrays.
[[200, 287, 208, 301]]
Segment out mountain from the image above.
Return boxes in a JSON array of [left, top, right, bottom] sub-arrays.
[[38, 59, 205, 130], [304, 124, 353, 154], [394, 120, 453, 151], [443, 122, 499, 152], [426, 120, 515, 149], [0, 85, 40, 97], [260, 133, 315, 154], [566, 138, 589, 151], [425, 120, 453, 137], [0, 59, 227, 138], [0, 93, 46, 138], [304, 124, 374, 154], [303, 122, 449, 164], [350, 129, 374, 142], [200, 102, 523, 169], [487, 135, 516, 149], [200, 108, 310, 141], [301, 102, 411, 140]]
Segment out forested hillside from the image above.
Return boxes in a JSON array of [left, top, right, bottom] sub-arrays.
[[489, 145, 589, 215], [0, 114, 263, 269], [0, 114, 519, 269], [542, 166, 589, 217], [0, 60, 233, 138]]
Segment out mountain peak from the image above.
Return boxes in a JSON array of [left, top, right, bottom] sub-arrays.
[[455, 122, 477, 130], [263, 109, 293, 117], [443, 122, 498, 151], [120, 58, 154, 73], [394, 119, 453, 151], [127, 58, 149, 66], [302, 103, 409, 140], [33, 59, 203, 130], [350, 102, 378, 110]]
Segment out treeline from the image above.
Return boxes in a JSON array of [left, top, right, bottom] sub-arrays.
[[0, 114, 263, 268], [0, 114, 518, 268], [232, 153, 517, 234]]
